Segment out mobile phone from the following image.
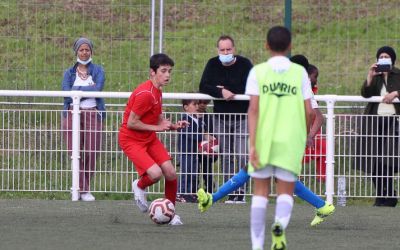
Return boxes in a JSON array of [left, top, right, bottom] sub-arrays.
[[375, 64, 391, 72]]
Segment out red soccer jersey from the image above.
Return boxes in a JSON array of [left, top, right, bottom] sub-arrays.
[[119, 80, 162, 142]]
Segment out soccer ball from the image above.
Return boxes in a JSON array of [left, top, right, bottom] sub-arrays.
[[198, 138, 219, 155], [149, 198, 175, 224]]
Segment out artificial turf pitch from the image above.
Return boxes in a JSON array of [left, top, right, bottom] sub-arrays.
[[0, 199, 398, 250]]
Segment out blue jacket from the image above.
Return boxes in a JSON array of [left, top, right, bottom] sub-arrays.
[[62, 62, 106, 120]]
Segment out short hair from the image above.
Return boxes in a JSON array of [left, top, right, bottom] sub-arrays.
[[290, 54, 309, 70], [217, 35, 235, 48], [307, 64, 318, 75], [198, 99, 211, 105], [182, 99, 197, 108], [267, 26, 291, 52], [150, 53, 174, 72]]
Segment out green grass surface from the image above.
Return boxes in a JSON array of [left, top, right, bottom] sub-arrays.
[[0, 200, 399, 250]]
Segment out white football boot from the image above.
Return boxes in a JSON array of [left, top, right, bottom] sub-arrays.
[[132, 179, 149, 212], [169, 214, 183, 226]]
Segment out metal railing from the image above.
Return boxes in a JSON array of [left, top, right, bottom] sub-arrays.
[[1, 90, 399, 204]]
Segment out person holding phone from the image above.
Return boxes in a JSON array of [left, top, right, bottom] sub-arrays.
[[358, 46, 400, 207]]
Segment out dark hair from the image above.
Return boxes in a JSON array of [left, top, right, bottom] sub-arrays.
[[182, 99, 197, 108], [290, 54, 309, 70], [217, 35, 235, 48], [198, 99, 211, 105], [150, 53, 174, 72], [267, 26, 291, 52], [307, 64, 318, 75]]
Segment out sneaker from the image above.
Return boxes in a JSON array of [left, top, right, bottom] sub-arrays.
[[373, 198, 386, 207], [271, 222, 286, 250], [310, 202, 335, 227], [80, 192, 95, 201], [169, 214, 183, 226], [132, 179, 148, 213], [176, 195, 187, 203], [224, 195, 236, 204], [197, 188, 213, 212], [383, 197, 398, 207], [235, 194, 246, 204], [184, 195, 197, 203]]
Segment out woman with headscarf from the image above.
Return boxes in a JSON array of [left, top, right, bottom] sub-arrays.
[[62, 37, 105, 201], [357, 46, 400, 207]]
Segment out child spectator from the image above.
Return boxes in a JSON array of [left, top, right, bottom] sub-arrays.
[[197, 99, 217, 193], [177, 99, 202, 202]]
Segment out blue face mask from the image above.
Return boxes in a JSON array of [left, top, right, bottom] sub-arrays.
[[219, 54, 234, 64], [77, 57, 92, 65]]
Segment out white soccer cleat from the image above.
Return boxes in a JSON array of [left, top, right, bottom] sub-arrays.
[[132, 179, 148, 213], [80, 192, 95, 202], [169, 214, 183, 226]]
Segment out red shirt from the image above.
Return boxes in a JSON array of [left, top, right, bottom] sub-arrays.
[[119, 80, 162, 142]]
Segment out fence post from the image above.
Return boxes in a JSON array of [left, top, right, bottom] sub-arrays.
[[150, 0, 156, 56], [71, 94, 81, 201], [325, 97, 336, 204]]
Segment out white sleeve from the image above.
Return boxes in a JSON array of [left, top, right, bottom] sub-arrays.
[[301, 70, 318, 108], [301, 70, 312, 100], [245, 68, 259, 96]]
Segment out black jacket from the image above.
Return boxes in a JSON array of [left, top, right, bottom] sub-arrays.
[[199, 55, 252, 115]]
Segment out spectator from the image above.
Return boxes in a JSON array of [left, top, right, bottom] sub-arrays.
[[118, 53, 188, 225], [289, 56, 333, 226], [177, 99, 202, 203], [358, 46, 400, 207], [62, 37, 105, 201], [199, 35, 253, 203], [247, 26, 313, 250], [301, 64, 326, 182], [197, 99, 216, 193]]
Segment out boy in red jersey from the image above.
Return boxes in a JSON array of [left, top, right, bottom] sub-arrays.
[[119, 53, 188, 225]]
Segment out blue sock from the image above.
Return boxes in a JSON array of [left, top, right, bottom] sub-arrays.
[[294, 180, 325, 209], [212, 168, 250, 202]]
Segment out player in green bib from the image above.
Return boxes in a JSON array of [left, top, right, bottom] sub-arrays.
[[247, 26, 313, 250]]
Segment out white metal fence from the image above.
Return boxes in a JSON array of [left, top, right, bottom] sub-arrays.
[[0, 91, 399, 204]]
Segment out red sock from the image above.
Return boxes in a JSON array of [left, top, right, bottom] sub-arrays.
[[165, 179, 177, 205], [138, 174, 156, 189]]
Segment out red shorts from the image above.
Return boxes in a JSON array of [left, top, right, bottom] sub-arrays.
[[119, 135, 171, 176]]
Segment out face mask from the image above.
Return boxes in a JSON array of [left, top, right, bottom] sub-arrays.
[[377, 57, 392, 65], [219, 54, 234, 64], [77, 57, 92, 65]]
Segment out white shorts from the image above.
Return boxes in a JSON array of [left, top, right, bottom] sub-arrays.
[[249, 165, 297, 182]]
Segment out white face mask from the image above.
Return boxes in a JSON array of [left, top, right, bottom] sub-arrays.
[[377, 57, 392, 65], [77, 57, 92, 65], [218, 54, 234, 64]]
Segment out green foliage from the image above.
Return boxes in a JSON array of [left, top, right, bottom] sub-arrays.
[[1, 1, 400, 200], [1, 0, 400, 97]]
